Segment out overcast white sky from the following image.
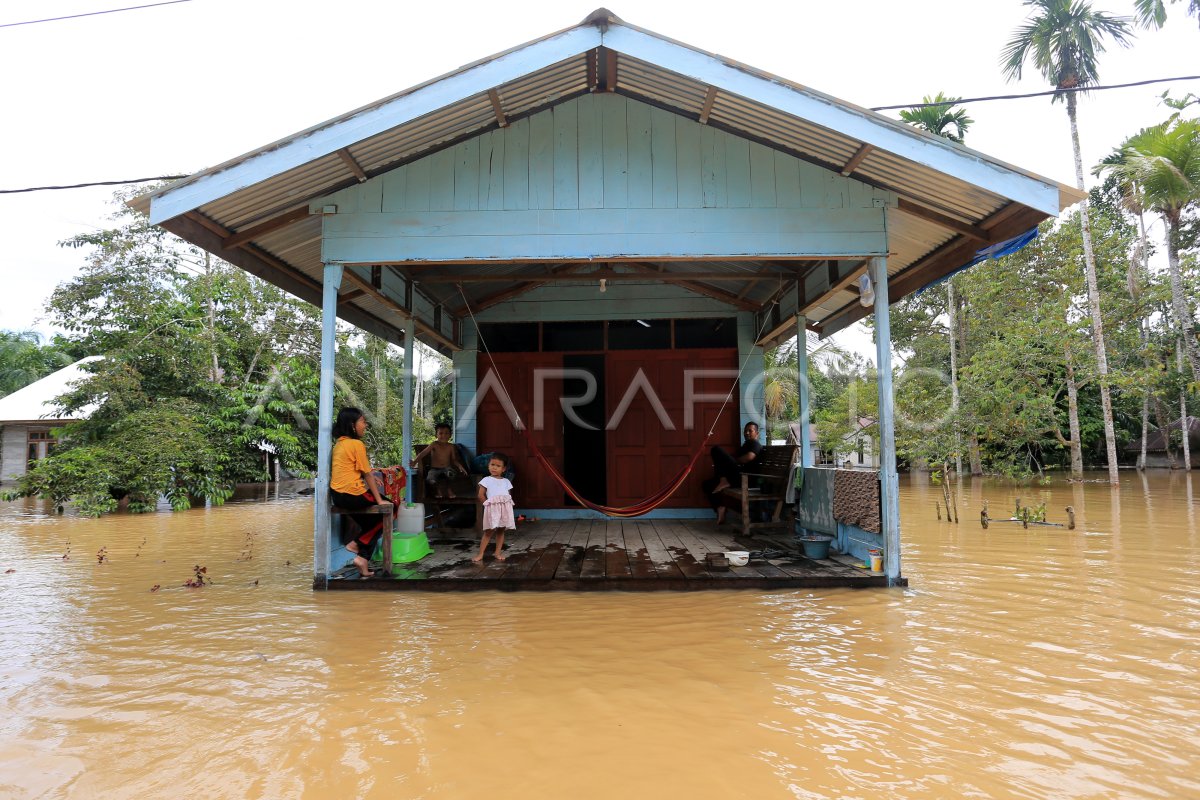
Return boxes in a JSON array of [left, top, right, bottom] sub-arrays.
[[1, 0, 1196, 360]]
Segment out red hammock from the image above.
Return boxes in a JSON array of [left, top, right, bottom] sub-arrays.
[[519, 425, 713, 517]]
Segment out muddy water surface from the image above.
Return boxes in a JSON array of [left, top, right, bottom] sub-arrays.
[[1, 473, 1197, 799]]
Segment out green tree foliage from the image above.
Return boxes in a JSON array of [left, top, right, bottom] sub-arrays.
[[898, 93, 973, 142], [0, 331, 75, 398], [9, 191, 449, 515]]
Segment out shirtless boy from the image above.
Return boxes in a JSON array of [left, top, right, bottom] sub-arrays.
[[411, 423, 469, 498]]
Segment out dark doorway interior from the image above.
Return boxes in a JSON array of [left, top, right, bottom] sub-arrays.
[[562, 354, 606, 505]]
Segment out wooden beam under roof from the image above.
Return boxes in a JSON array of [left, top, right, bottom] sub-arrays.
[[586, 48, 598, 91], [487, 88, 509, 128], [604, 48, 618, 92], [816, 204, 1047, 337], [340, 269, 458, 351], [222, 206, 311, 251], [801, 260, 869, 315], [627, 263, 758, 311], [698, 86, 719, 125], [175, 213, 405, 347], [417, 269, 787, 283], [449, 263, 581, 316], [839, 143, 874, 176], [336, 148, 369, 182], [896, 198, 989, 242]]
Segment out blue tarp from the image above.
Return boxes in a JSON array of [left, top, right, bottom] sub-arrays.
[[916, 227, 1040, 294]]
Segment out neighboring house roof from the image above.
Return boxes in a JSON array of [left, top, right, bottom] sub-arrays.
[[0, 357, 102, 424], [789, 418, 875, 447], [1124, 417, 1200, 453], [130, 8, 1083, 349]]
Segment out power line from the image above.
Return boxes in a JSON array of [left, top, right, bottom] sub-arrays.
[[0, 0, 193, 29], [0, 176, 187, 194], [870, 75, 1200, 111], [3, 74, 1198, 195]]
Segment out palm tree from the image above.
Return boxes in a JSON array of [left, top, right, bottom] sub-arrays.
[[1133, 0, 1200, 29], [1001, 0, 1136, 485], [1095, 137, 1159, 470], [1102, 119, 1200, 384], [898, 93, 974, 143], [900, 94, 976, 475], [0, 331, 74, 398]]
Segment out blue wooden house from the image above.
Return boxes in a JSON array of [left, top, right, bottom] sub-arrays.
[[132, 10, 1082, 589]]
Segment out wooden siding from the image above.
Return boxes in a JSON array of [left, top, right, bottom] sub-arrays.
[[315, 94, 893, 264], [1, 425, 27, 483]]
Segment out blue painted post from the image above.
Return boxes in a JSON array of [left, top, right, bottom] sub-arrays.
[[796, 315, 813, 468], [870, 256, 902, 583], [401, 317, 415, 504], [313, 262, 343, 587]]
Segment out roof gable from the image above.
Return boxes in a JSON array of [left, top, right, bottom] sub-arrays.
[[140, 9, 1077, 227]]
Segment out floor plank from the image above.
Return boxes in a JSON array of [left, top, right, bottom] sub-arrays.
[[579, 520, 608, 579], [637, 521, 686, 579], [604, 518, 632, 579], [652, 519, 709, 579], [621, 520, 657, 579], [497, 519, 560, 580]]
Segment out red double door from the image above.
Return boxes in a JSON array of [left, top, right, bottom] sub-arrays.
[[476, 350, 739, 508]]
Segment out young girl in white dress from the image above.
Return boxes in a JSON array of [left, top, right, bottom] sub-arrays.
[[474, 454, 516, 562]]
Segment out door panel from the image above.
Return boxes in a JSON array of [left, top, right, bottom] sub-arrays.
[[606, 349, 739, 508]]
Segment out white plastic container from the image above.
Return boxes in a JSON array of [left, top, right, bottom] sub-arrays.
[[395, 502, 425, 535], [725, 551, 749, 567]]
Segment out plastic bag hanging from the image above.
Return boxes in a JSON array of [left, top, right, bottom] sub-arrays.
[[858, 273, 875, 307]]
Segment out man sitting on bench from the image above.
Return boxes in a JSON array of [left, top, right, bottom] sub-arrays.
[[411, 423, 468, 498], [704, 421, 763, 525]]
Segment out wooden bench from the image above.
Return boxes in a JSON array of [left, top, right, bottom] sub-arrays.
[[715, 444, 798, 537], [412, 445, 483, 533], [330, 501, 394, 574]]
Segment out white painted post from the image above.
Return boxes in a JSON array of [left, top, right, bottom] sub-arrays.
[[871, 256, 902, 583], [796, 315, 813, 469], [401, 317, 415, 504], [313, 262, 344, 587]]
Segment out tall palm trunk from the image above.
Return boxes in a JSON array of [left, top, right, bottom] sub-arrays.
[[1165, 216, 1200, 384], [947, 281, 963, 476], [1067, 92, 1120, 483], [1133, 209, 1151, 471], [1064, 343, 1085, 479], [1181, 340, 1193, 471]]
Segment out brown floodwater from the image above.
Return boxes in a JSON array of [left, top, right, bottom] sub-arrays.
[[1, 471, 1197, 799]]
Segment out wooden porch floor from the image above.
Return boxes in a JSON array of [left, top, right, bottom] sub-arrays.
[[324, 519, 901, 591]]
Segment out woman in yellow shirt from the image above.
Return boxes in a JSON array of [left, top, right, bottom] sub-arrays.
[[331, 407, 389, 577]]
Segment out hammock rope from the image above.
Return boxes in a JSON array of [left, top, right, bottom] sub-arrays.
[[457, 281, 783, 517]]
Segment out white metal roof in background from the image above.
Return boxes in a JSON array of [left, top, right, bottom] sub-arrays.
[[0, 357, 102, 424], [131, 8, 1084, 348]]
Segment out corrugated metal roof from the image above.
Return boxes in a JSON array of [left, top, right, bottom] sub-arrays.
[[133, 8, 1084, 352]]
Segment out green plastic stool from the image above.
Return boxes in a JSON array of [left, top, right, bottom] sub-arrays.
[[375, 532, 433, 565]]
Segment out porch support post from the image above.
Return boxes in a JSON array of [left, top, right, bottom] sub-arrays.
[[870, 256, 902, 583], [314, 261, 344, 587], [401, 317, 415, 504], [796, 315, 813, 468]]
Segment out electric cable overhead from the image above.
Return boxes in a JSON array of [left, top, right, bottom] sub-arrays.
[[0, 0, 193, 29], [869, 75, 1200, 110], [2, 73, 1197, 194], [0, 177, 188, 195]]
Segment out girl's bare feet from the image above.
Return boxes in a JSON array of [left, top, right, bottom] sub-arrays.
[[495, 553, 506, 561], [712, 479, 730, 494], [471, 554, 484, 562], [352, 555, 374, 577]]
